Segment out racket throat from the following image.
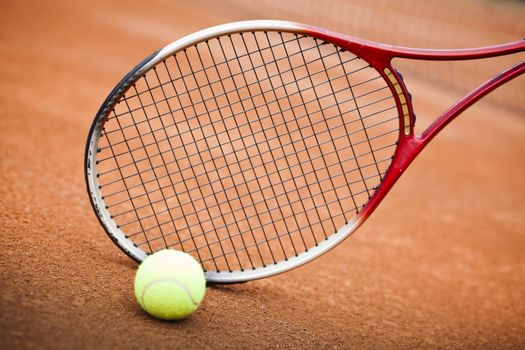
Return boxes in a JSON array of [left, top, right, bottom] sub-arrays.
[[393, 136, 424, 175]]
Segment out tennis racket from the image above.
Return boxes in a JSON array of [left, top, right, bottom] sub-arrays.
[[85, 21, 524, 283]]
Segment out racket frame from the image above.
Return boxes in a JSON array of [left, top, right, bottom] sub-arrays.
[[85, 20, 525, 283]]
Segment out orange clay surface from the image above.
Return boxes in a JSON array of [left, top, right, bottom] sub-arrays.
[[1, 0, 524, 348]]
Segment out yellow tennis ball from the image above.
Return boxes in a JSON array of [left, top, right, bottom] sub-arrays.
[[134, 249, 206, 320]]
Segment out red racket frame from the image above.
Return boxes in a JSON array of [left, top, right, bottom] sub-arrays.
[[86, 20, 524, 282], [300, 24, 525, 228]]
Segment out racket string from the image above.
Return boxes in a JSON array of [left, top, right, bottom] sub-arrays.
[[106, 33, 311, 110], [132, 155, 394, 251], [95, 31, 399, 272], [217, 33, 301, 263], [146, 66, 222, 269], [98, 58, 373, 155], [182, 36, 270, 269], [294, 34, 364, 210], [122, 140, 396, 238], [334, 47, 383, 189], [98, 89, 394, 190], [237, 31, 329, 259], [105, 50, 356, 131], [108, 113, 398, 223]]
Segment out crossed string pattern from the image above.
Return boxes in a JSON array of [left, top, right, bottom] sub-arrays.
[[95, 31, 399, 273]]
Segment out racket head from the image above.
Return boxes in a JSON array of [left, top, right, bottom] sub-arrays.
[[85, 20, 413, 283]]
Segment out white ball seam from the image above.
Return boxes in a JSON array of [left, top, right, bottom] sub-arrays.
[[140, 278, 198, 308]]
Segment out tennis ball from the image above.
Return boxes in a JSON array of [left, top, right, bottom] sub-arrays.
[[134, 249, 206, 320]]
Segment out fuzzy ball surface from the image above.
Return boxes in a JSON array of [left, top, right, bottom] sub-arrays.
[[134, 249, 206, 320]]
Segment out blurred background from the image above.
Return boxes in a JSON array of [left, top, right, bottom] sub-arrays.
[[1, 0, 524, 348]]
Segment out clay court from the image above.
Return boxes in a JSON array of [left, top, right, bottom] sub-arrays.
[[1, 0, 524, 348]]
